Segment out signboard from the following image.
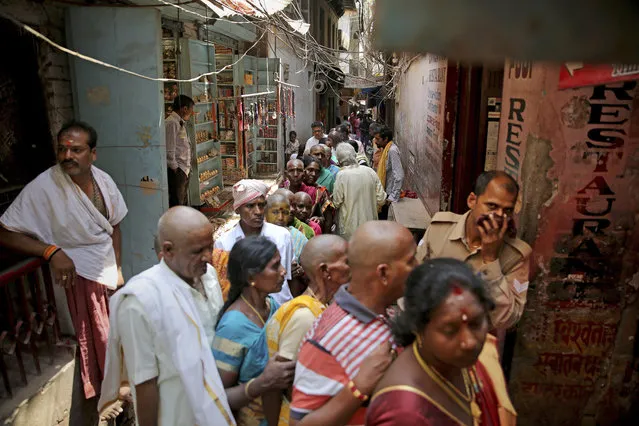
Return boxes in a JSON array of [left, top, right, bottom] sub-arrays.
[[497, 61, 639, 425], [483, 97, 501, 171], [559, 63, 639, 89]]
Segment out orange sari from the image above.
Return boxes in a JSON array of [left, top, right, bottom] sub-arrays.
[[211, 248, 231, 301]]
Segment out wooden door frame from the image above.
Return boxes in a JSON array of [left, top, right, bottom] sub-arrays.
[[449, 64, 486, 214]]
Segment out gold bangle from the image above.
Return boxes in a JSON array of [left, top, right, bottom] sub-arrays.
[[244, 378, 256, 399]]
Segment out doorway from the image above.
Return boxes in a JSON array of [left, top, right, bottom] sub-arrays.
[[0, 16, 55, 213]]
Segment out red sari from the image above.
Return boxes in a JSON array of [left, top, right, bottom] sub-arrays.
[[366, 336, 516, 426], [366, 360, 502, 426]]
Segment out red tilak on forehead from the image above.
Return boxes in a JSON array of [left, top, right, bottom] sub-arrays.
[[451, 285, 463, 296], [63, 139, 74, 147]]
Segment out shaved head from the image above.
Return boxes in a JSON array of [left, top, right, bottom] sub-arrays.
[[300, 235, 350, 302], [158, 206, 210, 245], [291, 191, 314, 221], [266, 192, 289, 208], [293, 191, 312, 205], [287, 158, 304, 169], [300, 235, 347, 277], [348, 221, 417, 305], [323, 145, 334, 167], [266, 192, 291, 226], [275, 188, 294, 200], [286, 159, 305, 185], [157, 206, 213, 283], [349, 221, 413, 268]]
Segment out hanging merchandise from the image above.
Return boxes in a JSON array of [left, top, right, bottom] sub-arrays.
[[236, 94, 245, 172]]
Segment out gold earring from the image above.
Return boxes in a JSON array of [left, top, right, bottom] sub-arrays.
[[414, 333, 423, 349]]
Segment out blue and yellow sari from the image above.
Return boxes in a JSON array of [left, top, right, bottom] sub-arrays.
[[213, 297, 280, 426], [287, 227, 308, 261]]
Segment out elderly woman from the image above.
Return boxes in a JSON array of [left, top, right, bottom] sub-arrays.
[[263, 235, 351, 426], [213, 236, 296, 426], [332, 143, 386, 240], [301, 156, 334, 234], [366, 258, 516, 426]]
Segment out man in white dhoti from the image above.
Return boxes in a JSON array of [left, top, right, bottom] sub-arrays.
[[99, 206, 235, 425], [0, 120, 128, 425]]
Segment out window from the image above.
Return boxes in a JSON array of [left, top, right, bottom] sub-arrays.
[[285, 0, 310, 23], [300, 0, 310, 23], [319, 8, 325, 45]]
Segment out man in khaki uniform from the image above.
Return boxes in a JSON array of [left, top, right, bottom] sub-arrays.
[[416, 171, 532, 330]]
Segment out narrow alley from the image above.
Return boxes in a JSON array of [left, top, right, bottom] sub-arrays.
[[0, 1, 637, 426]]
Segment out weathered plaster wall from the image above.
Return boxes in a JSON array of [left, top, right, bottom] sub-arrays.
[[497, 61, 639, 425], [395, 54, 447, 214], [67, 7, 166, 280], [0, 0, 75, 334]]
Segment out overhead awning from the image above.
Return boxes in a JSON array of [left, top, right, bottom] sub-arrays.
[[361, 86, 382, 94], [207, 1, 310, 34], [131, 0, 308, 35]]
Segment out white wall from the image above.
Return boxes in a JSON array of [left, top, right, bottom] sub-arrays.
[[268, 29, 315, 141], [394, 54, 448, 214]]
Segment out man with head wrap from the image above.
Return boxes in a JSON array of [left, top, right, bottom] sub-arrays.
[[214, 179, 295, 304]]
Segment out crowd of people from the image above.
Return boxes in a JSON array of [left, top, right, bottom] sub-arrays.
[[0, 117, 532, 426]]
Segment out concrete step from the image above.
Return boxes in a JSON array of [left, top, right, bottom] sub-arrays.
[[1, 343, 74, 426]]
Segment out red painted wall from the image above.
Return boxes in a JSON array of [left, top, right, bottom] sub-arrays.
[[497, 61, 639, 425]]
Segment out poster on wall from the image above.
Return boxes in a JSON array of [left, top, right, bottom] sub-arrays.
[[421, 54, 447, 213], [558, 63, 639, 89], [483, 97, 501, 171], [497, 60, 545, 182]]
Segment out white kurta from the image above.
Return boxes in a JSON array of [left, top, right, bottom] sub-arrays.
[[332, 165, 387, 240], [0, 164, 127, 289], [214, 221, 294, 304], [99, 260, 235, 425]]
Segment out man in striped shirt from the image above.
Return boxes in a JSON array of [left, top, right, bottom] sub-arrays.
[[290, 221, 418, 425]]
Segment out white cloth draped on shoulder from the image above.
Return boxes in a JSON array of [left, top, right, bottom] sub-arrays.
[[99, 260, 235, 425], [0, 164, 127, 289]]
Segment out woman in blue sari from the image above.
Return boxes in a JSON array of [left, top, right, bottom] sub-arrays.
[[213, 236, 296, 426]]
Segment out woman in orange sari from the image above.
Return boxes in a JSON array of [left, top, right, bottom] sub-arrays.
[[366, 258, 516, 426], [212, 248, 231, 300]]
